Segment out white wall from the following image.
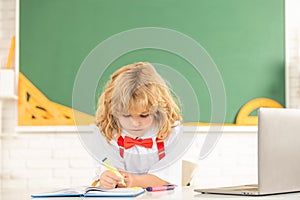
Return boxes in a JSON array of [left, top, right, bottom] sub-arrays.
[[286, 0, 300, 108], [0, 0, 16, 197], [1, 0, 300, 199]]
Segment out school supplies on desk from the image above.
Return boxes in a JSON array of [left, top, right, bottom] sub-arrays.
[[146, 185, 175, 192], [31, 186, 145, 198]]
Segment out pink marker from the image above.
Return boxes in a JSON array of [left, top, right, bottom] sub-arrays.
[[146, 185, 175, 192]]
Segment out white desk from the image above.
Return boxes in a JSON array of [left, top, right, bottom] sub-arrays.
[[2, 187, 300, 200]]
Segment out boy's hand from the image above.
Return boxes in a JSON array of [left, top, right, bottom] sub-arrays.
[[99, 170, 122, 189], [118, 169, 136, 188]]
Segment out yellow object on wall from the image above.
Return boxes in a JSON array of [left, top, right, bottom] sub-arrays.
[[235, 98, 283, 125], [18, 72, 95, 126], [6, 36, 15, 69]]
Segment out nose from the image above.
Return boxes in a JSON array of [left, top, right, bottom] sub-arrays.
[[130, 116, 141, 126]]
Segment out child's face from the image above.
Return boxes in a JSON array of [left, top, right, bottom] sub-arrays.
[[117, 111, 154, 137]]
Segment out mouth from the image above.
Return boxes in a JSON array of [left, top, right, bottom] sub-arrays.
[[131, 129, 143, 132]]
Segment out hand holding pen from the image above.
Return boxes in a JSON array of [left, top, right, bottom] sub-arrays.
[[92, 157, 126, 189], [101, 157, 126, 187]]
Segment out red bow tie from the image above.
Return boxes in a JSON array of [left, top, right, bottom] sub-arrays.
[[123, 136, 153, 149]]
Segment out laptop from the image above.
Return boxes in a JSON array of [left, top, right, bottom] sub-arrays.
[[194, 108, 300, 196]]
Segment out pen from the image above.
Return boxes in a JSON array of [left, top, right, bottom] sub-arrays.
[[101, 157, 126, 186], [146, 185, 175, 192]]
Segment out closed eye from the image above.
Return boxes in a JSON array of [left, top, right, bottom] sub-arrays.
[[140, 114, 150, 118]]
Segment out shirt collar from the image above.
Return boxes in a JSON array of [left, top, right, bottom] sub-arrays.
[[122, 127, 158, 139]]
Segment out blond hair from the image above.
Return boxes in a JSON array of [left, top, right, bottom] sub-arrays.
[[96, 62, 182, 142]]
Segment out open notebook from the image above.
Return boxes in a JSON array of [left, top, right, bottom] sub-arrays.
[[31, 186, 145, 198], [195, 108, 300, 196]]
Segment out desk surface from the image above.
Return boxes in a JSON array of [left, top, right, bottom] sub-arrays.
[[2, 186, 300, 200]]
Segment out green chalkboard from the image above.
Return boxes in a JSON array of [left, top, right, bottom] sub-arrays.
[[20, 0, 285, 123]]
